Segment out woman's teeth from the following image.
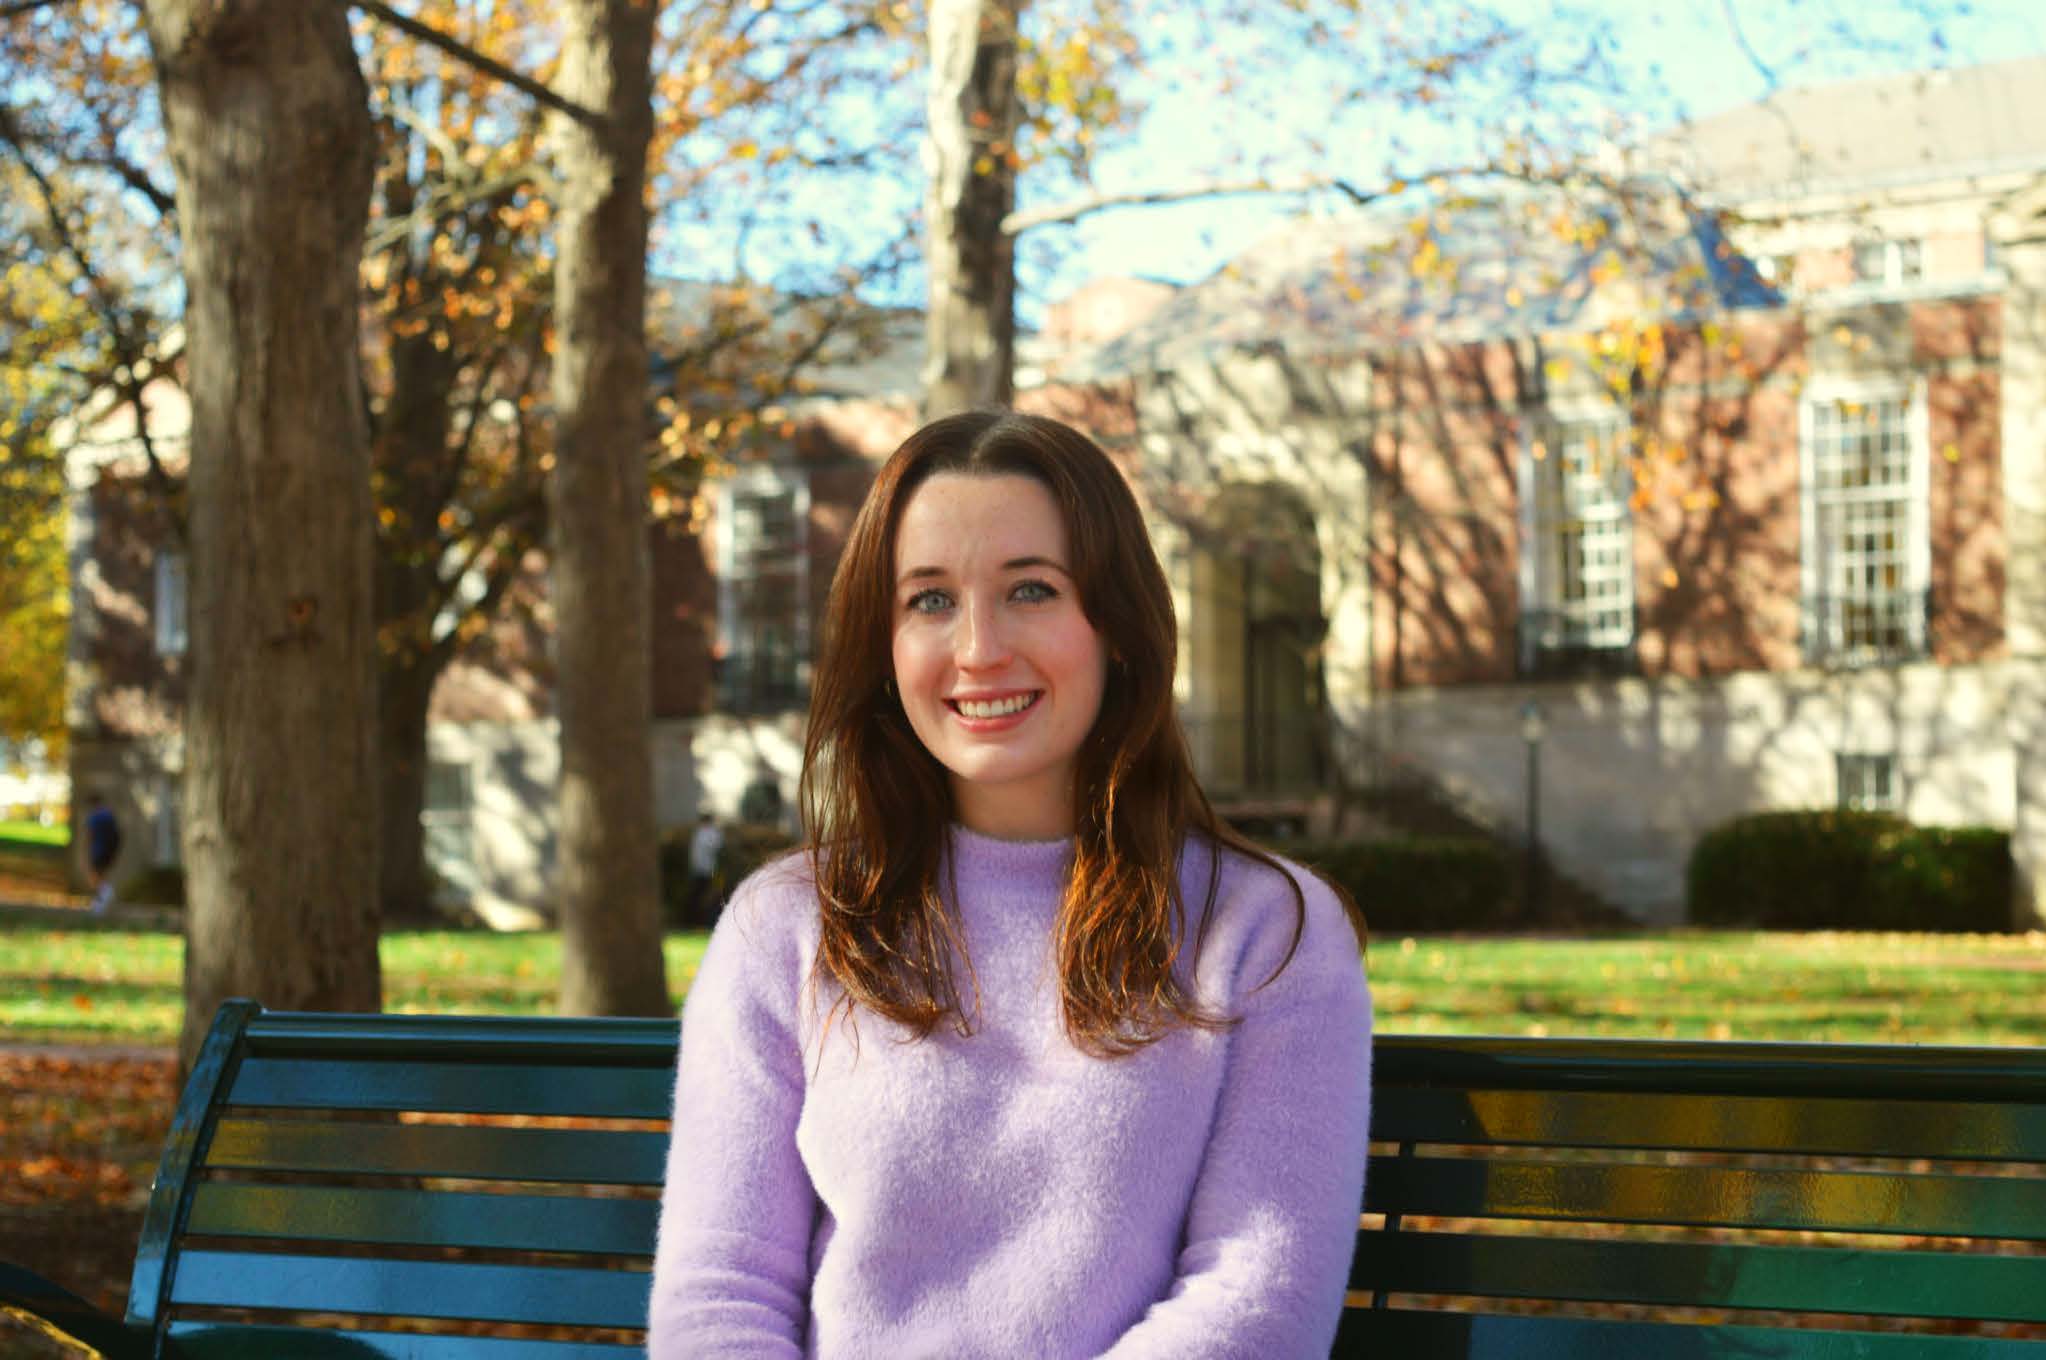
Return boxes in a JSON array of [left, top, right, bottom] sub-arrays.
[[955, 694, 1035, 718]]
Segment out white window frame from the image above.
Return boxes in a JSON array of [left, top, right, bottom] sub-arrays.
[[422, 758, 479, 899], [1851, 235, 1924, 288], [154, 771, 181, 867], [716, 465, 811, 709], [154, 550, 188, 657], [1798, 379, 1931, 666], [1517, 406, 1636, 669], [1837, 752, 1901, 813]]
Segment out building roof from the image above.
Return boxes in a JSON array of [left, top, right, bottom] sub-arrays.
[[1657, 54, 2046, 199], [1051, 182, 1780, 383]]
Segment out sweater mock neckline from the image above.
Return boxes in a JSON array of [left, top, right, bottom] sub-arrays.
[[943, 823, 1073, 919]]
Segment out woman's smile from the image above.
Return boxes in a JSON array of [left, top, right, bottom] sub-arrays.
[[948, 690, 1042, 721]]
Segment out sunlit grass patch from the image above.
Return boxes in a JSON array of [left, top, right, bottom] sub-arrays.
[[0, 921, 716, 1043], [0, 919, 2037, 1048], [1369, 928, 2046, 1045], [0, 821, 68, 849]]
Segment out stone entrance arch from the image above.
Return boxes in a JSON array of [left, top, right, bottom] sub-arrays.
[[1183, 484, 1328, 798]]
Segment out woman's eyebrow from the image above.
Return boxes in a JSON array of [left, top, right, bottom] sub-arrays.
[[1003, 555, 1070, 574], [896, 565, 948, 587]]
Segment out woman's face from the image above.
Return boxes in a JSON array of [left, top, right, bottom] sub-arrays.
[[890, 472, 1107, 839]]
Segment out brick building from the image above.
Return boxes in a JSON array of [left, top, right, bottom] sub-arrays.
[[64, 58, 2046, 927]]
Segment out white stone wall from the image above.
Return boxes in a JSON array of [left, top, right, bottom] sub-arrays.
[[426, 712, 806, 926], [425, 719, 559, 929], [1991, 186, 2046, 928], [1364, 661, 2020, 924], [651, 712, 806, 832]]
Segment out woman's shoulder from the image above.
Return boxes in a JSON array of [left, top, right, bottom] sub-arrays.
[[1185, 835, 1362, 978], [1188, 833, 1337, 910], [710, 847, 822, 957]]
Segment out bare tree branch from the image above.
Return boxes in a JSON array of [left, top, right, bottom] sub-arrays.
[[0, 100, 180, 526], [0, 0, 71, 21], [73, 148, 177, 218], [0, 95, 178, 217], [349, 0, 603, 128], [1003, 174, 1379, 236], [1718, 0, 1780, 90]]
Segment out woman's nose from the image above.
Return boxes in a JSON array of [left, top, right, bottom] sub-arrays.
[[955, 597, 1011, 669]]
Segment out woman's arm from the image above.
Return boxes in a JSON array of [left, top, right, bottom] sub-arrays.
[[648, 874, 816, 1358], [1099, 873, 1373, 1360]]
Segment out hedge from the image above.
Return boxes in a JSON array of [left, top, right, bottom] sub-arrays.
[[660, 822, 800, 927], [1686, 811, 2012, 932], [1276, 836, 1513, 933]]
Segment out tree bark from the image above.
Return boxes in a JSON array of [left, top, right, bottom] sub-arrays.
[[376, 643, 438, 924], [372, 315, 460, 926], [921, 0, 1021, 418], [140, 1, 381, 1070], [547, 0, 670, 1016]]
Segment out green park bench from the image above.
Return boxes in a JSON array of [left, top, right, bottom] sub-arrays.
[[2, 999, 2042, 1356]]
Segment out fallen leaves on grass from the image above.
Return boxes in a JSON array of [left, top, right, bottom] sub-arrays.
[[0, 1048, 177, 1319]]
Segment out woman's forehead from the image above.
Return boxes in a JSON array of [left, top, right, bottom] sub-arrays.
[[894, 472, 1069, 565]]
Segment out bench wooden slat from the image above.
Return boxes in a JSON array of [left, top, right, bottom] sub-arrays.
[[241, 1011, 679, 1065], [1373, 1034, 2046, 1104], [1366, 1154, 2046, 1238], [227, 1057, 674, 1119], [206, 1118, 668, 1185], [165, 1320, 639, 1358], [186, 1183, 658, 1254], [168, 1250, 650, 1329], [1334, 1309, 2046, 1357], [1375, 1087, 2046, 1161], [1349, 1229, 2046, 1322]]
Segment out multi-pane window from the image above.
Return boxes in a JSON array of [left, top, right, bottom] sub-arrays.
[[1837, 753, 1899, 813], [717, 471, 810, 711], [422, 759, 479, 900], [1852, 236, 1923, 287], [1759, 252, 1798, 292], [154, 772, 181, 867], [1801, 389, 1928, 663], [1522, 415, 1635, 670], [154, 551, 188, 657]]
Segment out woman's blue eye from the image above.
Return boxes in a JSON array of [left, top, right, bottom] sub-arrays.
[[906, 589, 952, 614], [1012, 579, 1057, 603]]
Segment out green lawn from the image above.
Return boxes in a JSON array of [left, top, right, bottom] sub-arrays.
[[0, 821, 68, 849], [0, 921, 711, 1045], [1, 914, 2039, 1048]]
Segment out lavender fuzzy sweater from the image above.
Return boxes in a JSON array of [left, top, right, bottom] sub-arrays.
[[648, 826, 1373, 1358]]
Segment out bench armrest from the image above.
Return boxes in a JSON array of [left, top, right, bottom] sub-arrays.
[[0, 1260, 152, 1360]]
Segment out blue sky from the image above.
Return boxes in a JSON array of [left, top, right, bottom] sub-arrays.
[[1017, 0, 2046, 314]]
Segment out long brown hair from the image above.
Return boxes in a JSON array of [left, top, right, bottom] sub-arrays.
[[801, 410, 1348, 1055]]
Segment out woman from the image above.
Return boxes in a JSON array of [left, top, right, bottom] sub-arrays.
[[649, 411, 1372, 1358]]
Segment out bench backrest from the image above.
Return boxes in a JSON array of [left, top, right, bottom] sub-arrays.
[[1345, 1034, 2046, 1356], [133, 1004, 2046, 1357], [131, 1000, 674, 1357]]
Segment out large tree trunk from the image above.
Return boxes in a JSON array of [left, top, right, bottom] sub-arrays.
[[547, 0, 670, 1015], [922, 0, 1021, 418], [142, 1, 381, 1070], [372, 325, 460, 926], [377, 647, 437, 924]]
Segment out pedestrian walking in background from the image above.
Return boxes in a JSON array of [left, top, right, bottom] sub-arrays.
[[82, 791, 122, 915], [683, 812, 725, 925]]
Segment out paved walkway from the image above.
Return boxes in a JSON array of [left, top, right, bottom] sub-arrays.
[[0, 898, 181, 930]]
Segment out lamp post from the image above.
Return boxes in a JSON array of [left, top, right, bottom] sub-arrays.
[[1520, 699, 1546, 919]]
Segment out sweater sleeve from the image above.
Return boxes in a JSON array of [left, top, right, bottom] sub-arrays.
[[1098, 868, 1373, 1360], [648, 867, 817, 1358]]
